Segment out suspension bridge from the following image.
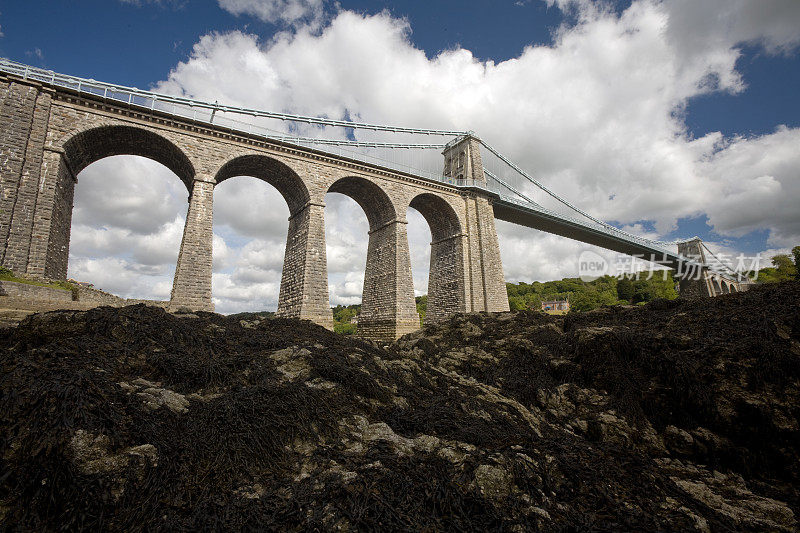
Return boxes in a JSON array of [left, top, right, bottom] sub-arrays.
[[0, 58, 746, 338]]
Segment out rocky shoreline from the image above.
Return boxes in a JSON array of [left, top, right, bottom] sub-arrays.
[[1, 282, 798, 530]]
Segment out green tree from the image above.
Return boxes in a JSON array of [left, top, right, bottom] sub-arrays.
[[793, 246, 800, 280], [415, 295, 427, 325], [772, 254, 797, 280], [508, 295, 527, 311], [617, 276, 634, 302]]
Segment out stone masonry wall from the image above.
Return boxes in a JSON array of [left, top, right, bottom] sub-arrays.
[[0, 80, 37, 265], [473, 196, 510, 312], [0, 80, 54, 274], [461, 195, 510, 313], [33, 150, 75, 278], [276, 202, 332, 328], [426, 235, 466, 324], [0, 280, 72, 302], [677, 239, 713, 298], [359, 220, 420, 341], [170, 179, 214, 312]]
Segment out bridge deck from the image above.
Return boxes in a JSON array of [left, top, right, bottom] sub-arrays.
[[491, 198, 686, 271]]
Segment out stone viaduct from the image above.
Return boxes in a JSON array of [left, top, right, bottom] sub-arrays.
[[0, 74, 509, 340]]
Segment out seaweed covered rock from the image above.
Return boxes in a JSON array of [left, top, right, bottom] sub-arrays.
[[1, 282, 799, 530]]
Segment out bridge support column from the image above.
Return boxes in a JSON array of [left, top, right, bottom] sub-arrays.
[[359, 219, 419, 341], [676, 238, 714, 298], [463, 195, 510, 312], [170, 177, 214, 312], [0, 80, 59, 276], [26, 149, 76, 279], [425, 233, 467, 324], [276, 201, 333, 329]]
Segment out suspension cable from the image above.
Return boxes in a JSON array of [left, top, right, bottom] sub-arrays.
[[480, 139, 683, 248], [484, 169, 541, 207], [0, 57, 467, 136], [701, 243, 739, 275]]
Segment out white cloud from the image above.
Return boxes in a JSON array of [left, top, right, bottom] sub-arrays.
[[68, 156, 187, 300], [218, 0, 325, 27], [69, 1, 800, 312], [68, 256, 174, 300], [213, 176, 289, 240], [73, 156, 188, 235], [698, 126, 800, 247]]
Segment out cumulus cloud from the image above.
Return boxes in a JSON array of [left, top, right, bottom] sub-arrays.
[[70, 0, 800, 312], [68, 256, 174, 300], [218, 0, 325, 27], [68, 156, 188, 299]]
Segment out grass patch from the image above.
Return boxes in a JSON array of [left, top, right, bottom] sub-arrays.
[[0, 267, 74, 293]]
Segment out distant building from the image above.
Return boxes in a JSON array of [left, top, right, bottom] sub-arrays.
[[541, 299, 570, 312]]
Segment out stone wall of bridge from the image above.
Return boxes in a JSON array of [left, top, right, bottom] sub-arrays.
[[677, 238, 748, 297], [0, 75, 509, 340]]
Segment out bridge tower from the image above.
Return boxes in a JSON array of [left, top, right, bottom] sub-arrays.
[[440, 134, 510, 315], [676, 238, 714, 297], [442, 133, 485, 184], [676, 238, 747, 297]]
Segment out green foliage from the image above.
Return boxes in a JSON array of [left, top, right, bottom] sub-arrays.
[[332, 305, 359, 325], [753, 250, 799, 283], [616, 276, 634, 301], [415, 295, 427, 326], [506, 271, 677, 314], [331, 304, 361, 335], [333, 322, 356, 335], [0, 267, 74, 293], [794, 246, 800, 280], [772, 254, 796, 274]]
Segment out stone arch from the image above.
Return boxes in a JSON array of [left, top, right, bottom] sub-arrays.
[[25, 125, 195, 280], [214, 154, 310, 215], [408, 193, 466, 324], [213, 154, 328, 325], [721, 281, 731, 294], [711, 277, 722, 296], [328, 176, 398, 230], [730, 284, 739, 293], [63, 125, 195, 190], [326, 176, 418, 339]]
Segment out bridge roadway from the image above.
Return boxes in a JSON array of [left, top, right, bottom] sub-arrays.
[[492, 197, 685, 270]]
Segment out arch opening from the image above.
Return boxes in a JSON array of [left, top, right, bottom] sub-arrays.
[[63, 125, 195, 190], [67, 155, 188, 301], [711, 278, 722, 296], [215, 155, 310, 215], [212, 175, 291, 314], [212, 155, 332, 323], [325, 176, 417, 339], [327, 176, 397, 230], [325, 192, 370, 333], [405, 207, 431, 326]]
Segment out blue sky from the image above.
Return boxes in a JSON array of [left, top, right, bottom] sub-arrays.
[[3, 1, 797, 139], [1, 0, 799, 310]]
